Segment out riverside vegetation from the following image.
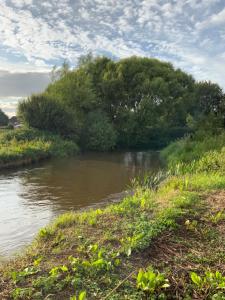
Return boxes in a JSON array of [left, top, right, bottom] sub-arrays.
[[0, 55, 225, 299], [0, 132, 225, 299], [17, 55, 225, 151], [0, 128, 79, 169], [1, 55, 225, 168]]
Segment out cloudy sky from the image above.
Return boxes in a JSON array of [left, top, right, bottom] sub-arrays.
[[0, 0, 225, 116]]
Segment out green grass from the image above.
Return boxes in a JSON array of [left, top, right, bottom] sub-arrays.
[[162, 132, 225, 166], [0, 128, 79, 168]]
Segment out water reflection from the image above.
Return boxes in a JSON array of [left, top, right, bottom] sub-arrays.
[[0, 151, 161, 256]]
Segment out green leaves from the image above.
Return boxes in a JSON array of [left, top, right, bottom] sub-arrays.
[[136, 267, 170, 294], [11, 266, 39, 284], [190, 271, 225, 296], [17, 55, 217, 151], [0, 108, 9, 126], [82, 110, 117, 151], [49, 265, 68, 277], [70, 290, 87, 300], [190, 272, 203, 287]]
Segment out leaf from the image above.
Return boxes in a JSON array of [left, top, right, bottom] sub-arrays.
[[61, 265, 68, 272], [190, 272, 202, 286], [127, 247, 132, 257], [137, 269, 144, 284], [162, 283, 170, 288], [33, 257, 42, 267], [79, 291, 87, 300]]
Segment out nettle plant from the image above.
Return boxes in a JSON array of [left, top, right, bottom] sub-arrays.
[[136, 267, 170, 296]]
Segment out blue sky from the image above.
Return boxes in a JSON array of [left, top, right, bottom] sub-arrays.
[[0, 0, 225, 115]]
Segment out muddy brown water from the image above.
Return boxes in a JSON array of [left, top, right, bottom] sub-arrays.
[[0, 151, 162, 257]]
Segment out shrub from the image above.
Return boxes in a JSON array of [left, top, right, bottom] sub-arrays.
[[18, 95, 78, 139], [81, 110, 117, 151]]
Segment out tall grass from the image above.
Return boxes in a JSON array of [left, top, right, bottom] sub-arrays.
[[162, 132, 225, 165], [162, 132, 225, 175]]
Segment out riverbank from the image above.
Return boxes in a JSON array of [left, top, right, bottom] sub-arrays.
[[0, 133, 225, 299], [0, 128, 79, 170]]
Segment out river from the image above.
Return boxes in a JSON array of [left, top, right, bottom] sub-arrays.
[[0, 151, 162, 257]]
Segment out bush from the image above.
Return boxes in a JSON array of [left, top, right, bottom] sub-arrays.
[[18, 95, 78, 139], [81, 111, 117, 151], [0, 109, 9, 126]]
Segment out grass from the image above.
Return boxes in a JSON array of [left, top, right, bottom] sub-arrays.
[[0, 132, 225, 299], [162, 131, 225, 166], [0, 128, 79, 169]]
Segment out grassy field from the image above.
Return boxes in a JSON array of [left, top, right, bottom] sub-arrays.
[[0, 128, 79, 169], [0, 133, 225, 299]]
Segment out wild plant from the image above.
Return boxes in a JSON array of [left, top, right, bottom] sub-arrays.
[[190, 270, 225, 297], [136, 267, 170, 295]]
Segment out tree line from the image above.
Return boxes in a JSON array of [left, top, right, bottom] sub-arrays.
[[18, 55, 225, 150]]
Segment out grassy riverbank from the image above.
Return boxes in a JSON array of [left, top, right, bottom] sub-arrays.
[[0, 128, 79, 169], [0, 133, 225, 299]]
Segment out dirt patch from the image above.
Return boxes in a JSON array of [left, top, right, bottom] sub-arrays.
[[205, 190, 225, 212]]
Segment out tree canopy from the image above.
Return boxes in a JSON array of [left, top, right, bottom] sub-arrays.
[[0, 109, 9, 126], [18, 56, 225, 150]]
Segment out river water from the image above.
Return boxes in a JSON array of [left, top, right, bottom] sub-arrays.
[[0, 151, 162, 257]]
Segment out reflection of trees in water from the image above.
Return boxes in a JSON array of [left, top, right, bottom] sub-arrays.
[[17, 152, 162, 213], [123, 151, 161, 171]]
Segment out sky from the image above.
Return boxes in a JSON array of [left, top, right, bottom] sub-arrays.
[[0, 0, 225, 116]]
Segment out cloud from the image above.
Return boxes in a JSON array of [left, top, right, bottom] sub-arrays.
[[0, 97, 22, 116], [196, 7, 225, 30], [0, 70, 50, 116], [0, 70, 50, 97]]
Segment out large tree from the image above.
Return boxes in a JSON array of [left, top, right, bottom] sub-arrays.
[[18, 56, 225, 150]]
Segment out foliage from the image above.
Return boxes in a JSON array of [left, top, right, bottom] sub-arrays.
[[0, 128, 79, 168], [0, 109, 9, 126], [137, 267, 169, 294], [70, 290, 86, 300], [17, 55, 225, 150], [81, 110, 117, 151], [162, 132, 225, 166], [18, 94, 78, 139], [190, 271, 225, 298]]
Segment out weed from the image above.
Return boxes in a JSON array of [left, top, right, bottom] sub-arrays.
[[12, 287, 34, 300], [210, 210, 225, 224], [70, 290, 87, 300], [136, 267, 169, 295], [11, 266, 39, 284], [190, 270, 225, 297]]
